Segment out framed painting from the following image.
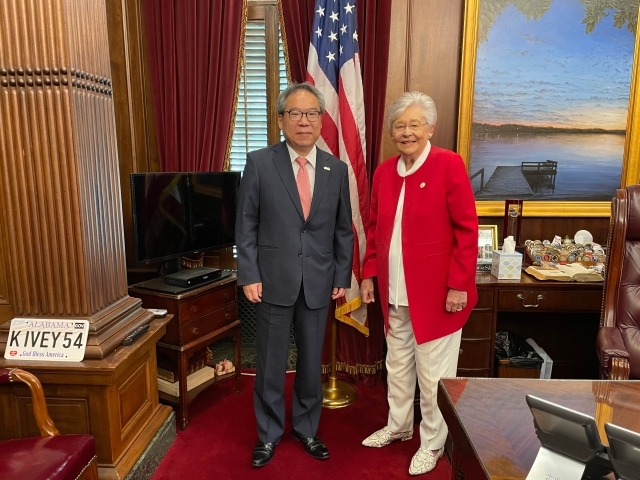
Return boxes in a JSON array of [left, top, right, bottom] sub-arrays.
[[458, 0, 640, 216], [477, 224, 498, 271]]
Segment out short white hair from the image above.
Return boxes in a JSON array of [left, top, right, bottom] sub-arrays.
[[385, 92, 437, 133]]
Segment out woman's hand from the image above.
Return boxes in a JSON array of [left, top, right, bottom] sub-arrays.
[[360, 278, 375, 303], [446, 288, 467, 313]]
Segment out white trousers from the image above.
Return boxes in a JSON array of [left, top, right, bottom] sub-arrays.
[[386, 305, 462, 450]]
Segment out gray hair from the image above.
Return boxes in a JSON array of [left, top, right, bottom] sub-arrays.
[[385, 92, 437, 132], [276, 82, 325, 115]]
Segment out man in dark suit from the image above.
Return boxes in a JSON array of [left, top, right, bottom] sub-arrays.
[[236, 83, 353, 467]]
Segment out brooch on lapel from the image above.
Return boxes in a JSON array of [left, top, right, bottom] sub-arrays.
[[324, 166, 331, 171]]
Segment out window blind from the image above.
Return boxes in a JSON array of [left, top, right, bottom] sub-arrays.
[[229, 21, 287, 173]]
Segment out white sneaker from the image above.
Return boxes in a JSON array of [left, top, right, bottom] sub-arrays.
[[408, 447, 444, 475], [362, 426, 412, 447]]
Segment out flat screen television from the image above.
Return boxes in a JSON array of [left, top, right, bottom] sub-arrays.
[[130, 172, 240, 269]]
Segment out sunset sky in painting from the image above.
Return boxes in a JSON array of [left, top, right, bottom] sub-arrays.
[[473, 0, 636, 130]]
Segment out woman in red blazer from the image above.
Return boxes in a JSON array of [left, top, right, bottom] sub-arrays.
[[360, 92, 478, 476]]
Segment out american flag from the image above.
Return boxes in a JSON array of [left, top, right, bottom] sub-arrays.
[[307, 0, 370, 335]]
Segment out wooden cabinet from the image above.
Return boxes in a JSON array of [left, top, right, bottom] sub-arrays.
[[459, 273, 604, 379], [416, 272, 603, 424], [458, 288, 495, 377], [129, 275, 241, 429]]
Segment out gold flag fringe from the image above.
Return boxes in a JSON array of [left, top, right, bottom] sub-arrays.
[[335, 296, 369, 336], [321, 359, 383, 376], [223, 0, 248, 172]]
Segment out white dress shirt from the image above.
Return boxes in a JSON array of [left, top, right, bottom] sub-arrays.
[[286, 143, 316, 196], [388, 141, 431, 307]]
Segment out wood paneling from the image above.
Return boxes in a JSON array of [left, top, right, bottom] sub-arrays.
[[0, 3, 171, 477], [23, 398, 91, 436], [0, 223, 13, 324], [105, 0, 159, 268], [407, 0, 464, 151], [118, 363, 151, 436], [383, 0, 410, 162], [382, 0, 465, 162], [0, 0, 153, 359], [478, 216, 611, 246]]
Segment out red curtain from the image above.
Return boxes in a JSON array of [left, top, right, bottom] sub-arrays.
[[279, 0, 316, 83], [280, 0, 392, 385], [358, 0, 392, 180], [143, 0, 246, 172]]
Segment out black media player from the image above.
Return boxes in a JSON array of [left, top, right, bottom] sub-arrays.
[[163, 267, 221, 288]]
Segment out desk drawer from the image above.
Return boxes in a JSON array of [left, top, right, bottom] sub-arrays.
[[181, 304, 237, 344], [179, 283, 236, 323], [462, 312, 492, 339], [476, 289, 494, 309], [498, 289, 602, 312], [457, 339, 491, 369]]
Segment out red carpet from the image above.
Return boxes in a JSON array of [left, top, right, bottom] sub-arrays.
[[151, 373, 451, 480]]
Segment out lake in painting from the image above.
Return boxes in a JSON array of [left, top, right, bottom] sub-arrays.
[[469, 132, 624, 200], [469, 0, 637, 202]]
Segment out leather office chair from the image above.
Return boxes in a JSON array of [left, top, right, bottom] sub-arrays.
[[596, 185, 640, 380], [0, 368, 99, 480]]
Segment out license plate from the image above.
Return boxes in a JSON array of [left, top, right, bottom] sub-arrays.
[[4, 318, 89, 362]]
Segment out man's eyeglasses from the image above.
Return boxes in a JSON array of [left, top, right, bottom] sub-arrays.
[[285, 110, 322, 122], [392, 122, 427, 133]]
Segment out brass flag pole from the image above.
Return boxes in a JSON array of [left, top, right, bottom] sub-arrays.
[[322, 314, 357, 408]]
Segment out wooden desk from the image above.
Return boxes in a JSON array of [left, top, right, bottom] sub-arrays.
[[460, 273, 603, 379], [438, 378, 640, 480]]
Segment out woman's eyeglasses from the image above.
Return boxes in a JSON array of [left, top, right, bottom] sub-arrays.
[[285, 110, 322, 122], [392, 123, 427, 133]]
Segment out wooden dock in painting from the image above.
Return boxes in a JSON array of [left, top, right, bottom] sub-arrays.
[[475, 166, 534, 198], [474, 160, 558, 199]]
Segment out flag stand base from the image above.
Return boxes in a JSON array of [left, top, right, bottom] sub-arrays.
[[322, 375, 357, 408], [322, 315, 357, 408]]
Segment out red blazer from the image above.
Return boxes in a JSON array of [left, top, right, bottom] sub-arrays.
[[362, 146, 478, 344]]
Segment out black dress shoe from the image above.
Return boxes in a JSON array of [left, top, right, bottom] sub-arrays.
[[293, 434, 330, 460], [252, 441, 277, 467]]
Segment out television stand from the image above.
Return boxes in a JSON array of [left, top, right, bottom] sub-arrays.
[[135, 269, 234, 294], [128, 273, 241, 429]]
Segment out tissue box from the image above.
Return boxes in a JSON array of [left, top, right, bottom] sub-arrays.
[[491, 250, 522, 279]]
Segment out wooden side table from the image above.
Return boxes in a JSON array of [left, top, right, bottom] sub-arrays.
[[129, 274, 241, 429]]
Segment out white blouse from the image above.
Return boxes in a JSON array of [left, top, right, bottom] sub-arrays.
[[388, 141, 431, 307]]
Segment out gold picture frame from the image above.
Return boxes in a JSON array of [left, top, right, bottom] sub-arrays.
[[458, 0, 640, 217], [477, 224, 498, 271]]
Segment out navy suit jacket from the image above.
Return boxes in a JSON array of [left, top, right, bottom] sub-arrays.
[[235, 141, 353, 309]]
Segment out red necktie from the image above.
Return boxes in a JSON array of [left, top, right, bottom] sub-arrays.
[[296, 157, 311, 219]]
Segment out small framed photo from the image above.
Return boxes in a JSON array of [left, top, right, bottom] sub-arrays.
[[477, 225, 498, 271]]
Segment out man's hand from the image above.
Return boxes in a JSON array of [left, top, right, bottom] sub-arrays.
[[360, 278, 375, 304], [446, 288, 467, 313], [243, 283, 263, 303], [331, 287, 346, 299]]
